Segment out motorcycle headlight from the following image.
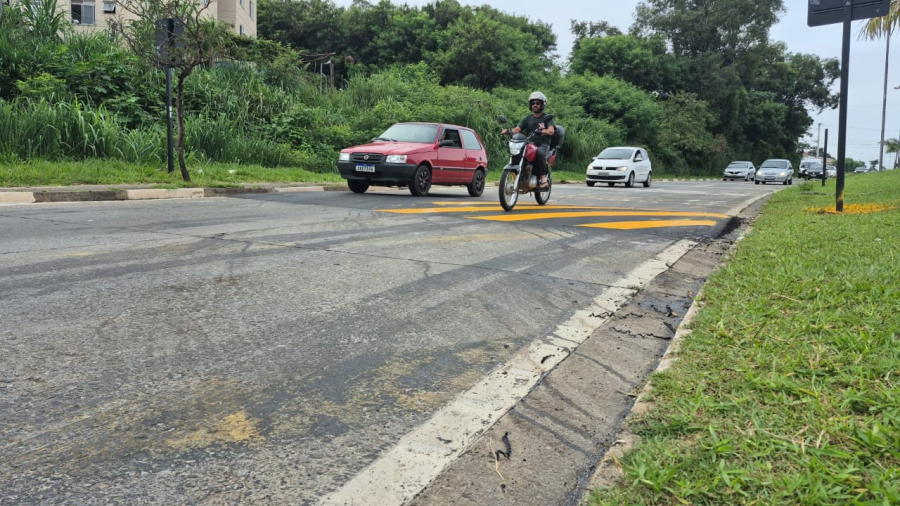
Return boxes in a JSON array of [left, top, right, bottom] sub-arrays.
[[509, 141, 525, 155], [386, 155, 407, 164], [339, 152, 350, 162]]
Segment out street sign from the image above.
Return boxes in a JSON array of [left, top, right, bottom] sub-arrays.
[[154, 18, 185, 61], [808, 0, 892, 27]]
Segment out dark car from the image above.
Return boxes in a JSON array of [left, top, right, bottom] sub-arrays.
[[802, 162, 824, 179], [338, 122, 489, 197]]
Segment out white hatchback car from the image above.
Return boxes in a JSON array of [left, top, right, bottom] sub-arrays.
[[586, 147, 652, 188]]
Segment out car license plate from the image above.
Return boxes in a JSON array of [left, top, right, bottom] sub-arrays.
[[355, 164, 375, 173]]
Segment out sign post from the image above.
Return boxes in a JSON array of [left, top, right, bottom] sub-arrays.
[[808, 0, 891, 212], [155, 18, 184, 174]]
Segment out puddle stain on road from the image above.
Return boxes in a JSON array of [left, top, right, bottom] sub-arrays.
[[166, 410, 264, 450]]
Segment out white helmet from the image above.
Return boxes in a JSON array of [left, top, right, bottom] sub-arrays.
[[528, 91, 547, 112]]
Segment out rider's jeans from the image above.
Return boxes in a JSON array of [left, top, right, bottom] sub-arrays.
[[533, 145, 549, 178]]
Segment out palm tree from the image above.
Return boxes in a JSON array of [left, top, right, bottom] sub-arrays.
[[884, 137, 900, 169], [858, 1, 900, 171]]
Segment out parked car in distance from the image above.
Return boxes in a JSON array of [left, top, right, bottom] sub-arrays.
[[586, 147, 652, 188], [723, 161, 756, 181], [338, 122, 488, 197], [826, 165, 837, 178], [853, 166, 869, 174], [755, 159, 794, 185]]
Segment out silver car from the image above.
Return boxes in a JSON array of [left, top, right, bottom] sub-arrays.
[[723, 161, 756, 181], [755, 159, 794, 185]]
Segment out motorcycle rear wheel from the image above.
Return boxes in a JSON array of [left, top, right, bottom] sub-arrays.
[[499, 169, 519, 211], [534, 173, 551, 205]]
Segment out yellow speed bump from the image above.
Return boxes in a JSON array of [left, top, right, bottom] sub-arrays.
[[580, 219, 718, 230], [467, 211, 729, 222]]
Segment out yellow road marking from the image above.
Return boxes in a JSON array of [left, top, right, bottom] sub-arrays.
[[425, 202, 637, 210], [468, 210, 728, 221], [376, 203, 726, 230], [580, 219, 717, 230]]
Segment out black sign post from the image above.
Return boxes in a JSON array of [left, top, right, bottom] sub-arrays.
[[155, 18, 184, 174], [808, 0, 890, 212], [822, 129, 829, 187]]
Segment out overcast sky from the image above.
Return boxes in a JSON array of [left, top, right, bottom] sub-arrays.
[[332, 0, 899, 166]]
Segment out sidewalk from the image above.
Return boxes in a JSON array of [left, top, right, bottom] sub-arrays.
[[0, 182, 348, 204]]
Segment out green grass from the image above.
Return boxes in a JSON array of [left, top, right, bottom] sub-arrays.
[[0, 159, 344, 188], [587, 170, 900, 505], [1, 159, 714, 189]]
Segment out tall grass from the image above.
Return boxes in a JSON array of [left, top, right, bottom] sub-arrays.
[[0, 21, 652, 176], [0, 98, 159, 162]]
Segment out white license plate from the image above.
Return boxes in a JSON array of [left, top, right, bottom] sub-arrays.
[[355, 164, 375, 172]]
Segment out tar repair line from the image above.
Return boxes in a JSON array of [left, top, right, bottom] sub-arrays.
[[318, 238, 698, 506]]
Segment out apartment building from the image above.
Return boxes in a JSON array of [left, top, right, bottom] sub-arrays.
[[37, 0, 256, 37]]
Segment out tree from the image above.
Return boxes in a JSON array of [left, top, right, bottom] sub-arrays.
[[858, 0, 899, 38], [433, 14, 547, 90], [115, 0, 233, 181], [568, 34, 686, 95], [857, 0, 899, 171], [656, 91, 723, 174], [884, 137, 900, 168], [633, 0, 785, 62], [556, 73, 661, 145]]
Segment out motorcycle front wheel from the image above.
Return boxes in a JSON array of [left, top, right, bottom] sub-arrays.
[[499, 169, 519, 211], [534, 172, 551, 205]]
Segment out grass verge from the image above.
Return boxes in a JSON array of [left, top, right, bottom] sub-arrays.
[[0, 160, 344, 188], [1, 160, 720, 189], [587, 171, 900, 505]]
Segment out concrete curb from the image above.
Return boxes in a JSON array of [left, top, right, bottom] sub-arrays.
[[0, 179, 734, 205], [0, 185, 347, 204], [580, 218, 755, 500]]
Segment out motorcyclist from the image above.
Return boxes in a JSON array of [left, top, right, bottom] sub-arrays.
[[501, 91, 556, 188]]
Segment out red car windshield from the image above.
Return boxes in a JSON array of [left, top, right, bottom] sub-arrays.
[[377, 124, 439, 143]]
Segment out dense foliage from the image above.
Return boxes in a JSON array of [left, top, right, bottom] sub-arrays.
[[0, 0, 845, 177]]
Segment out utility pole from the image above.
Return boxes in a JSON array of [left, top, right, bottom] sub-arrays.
[[877, 28, 892, 172], [816, 123, 822, 157], [329, 61, 334, 92]]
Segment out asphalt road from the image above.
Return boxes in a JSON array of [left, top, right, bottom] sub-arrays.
[[0, 181, 777, 505]]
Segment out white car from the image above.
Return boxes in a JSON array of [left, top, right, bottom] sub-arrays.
[[586, 147, 652, 188], [723, 161, 756, 181], [755, 159, 794, 185]]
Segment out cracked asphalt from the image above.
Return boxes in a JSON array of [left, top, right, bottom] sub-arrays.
[[0, 183, 770, 505]]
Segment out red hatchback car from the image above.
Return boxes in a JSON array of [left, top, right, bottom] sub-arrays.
[[338, 122, 489, 196]]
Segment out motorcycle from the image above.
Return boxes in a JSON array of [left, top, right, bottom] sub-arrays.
[[498, 115, 564, 211]]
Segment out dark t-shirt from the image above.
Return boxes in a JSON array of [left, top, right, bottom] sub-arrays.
[[517, 113, 555, 146]]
